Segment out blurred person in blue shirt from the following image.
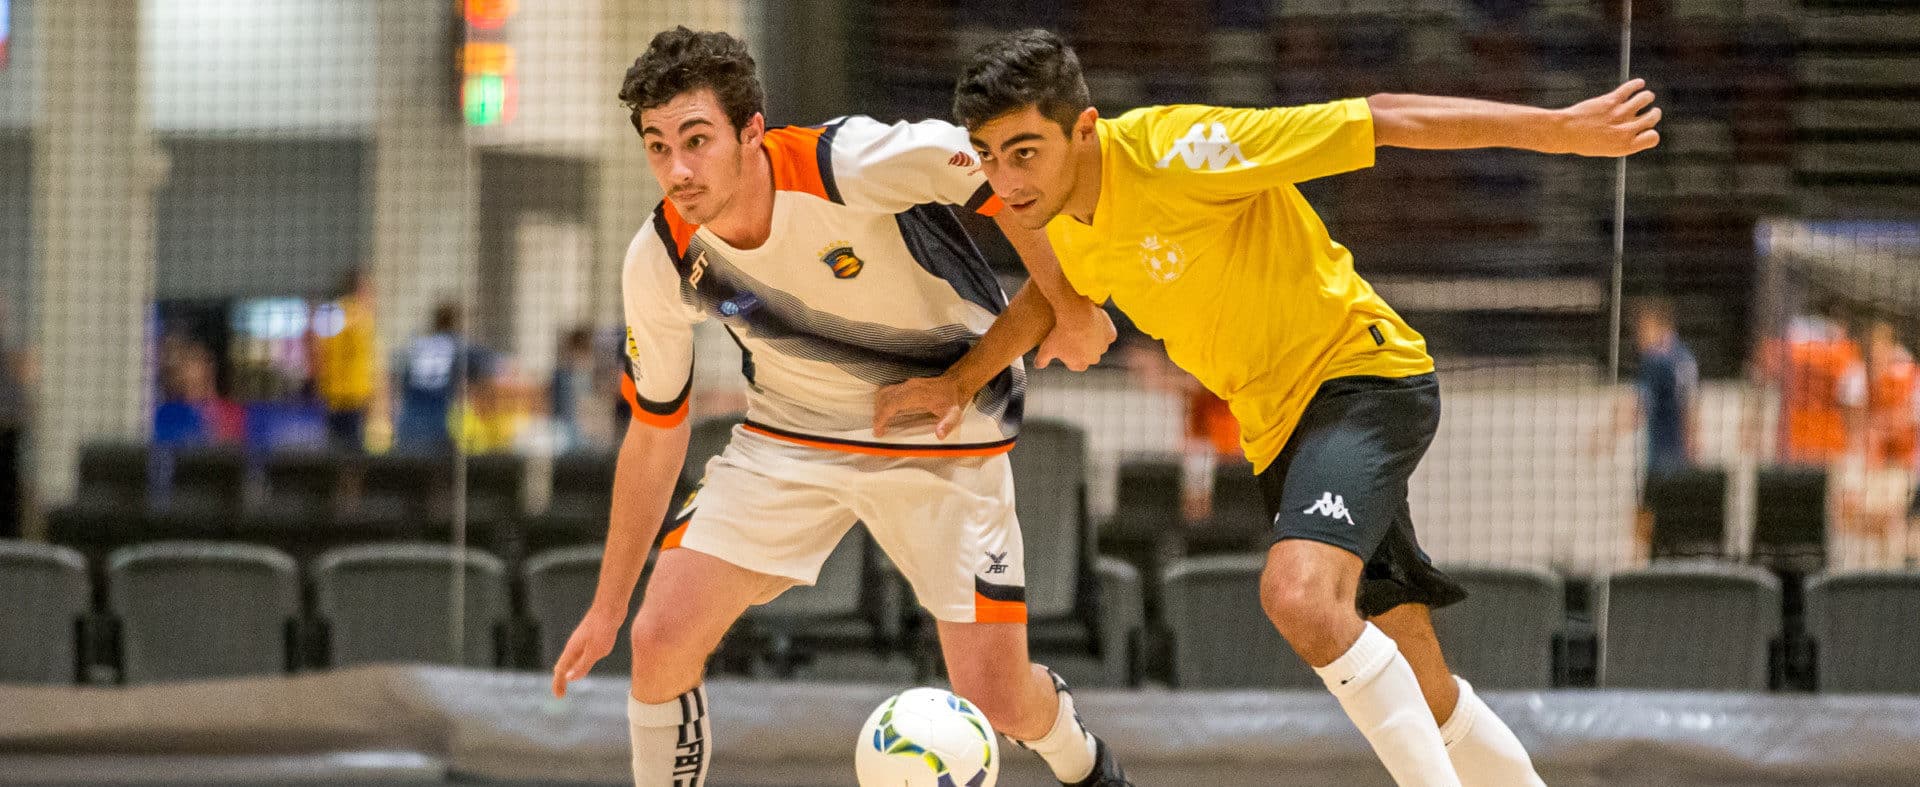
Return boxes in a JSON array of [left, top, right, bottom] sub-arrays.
[[393, 302, 493, 454]]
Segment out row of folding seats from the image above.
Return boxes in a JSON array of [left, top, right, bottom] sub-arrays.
[[45, 443, 617, 562], [1158, 558, 1920, 693], [11, 418, 1149, 687]]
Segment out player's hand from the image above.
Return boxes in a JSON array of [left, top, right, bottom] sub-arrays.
[[873, 374, 969, 439], [1553, 78, 1662, 157], [1037, 302, 1116, 372], [551, 608, 623, 698]]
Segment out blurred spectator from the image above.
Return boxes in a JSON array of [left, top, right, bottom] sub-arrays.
[[310, 268, 381, 452], [393, 302, 494, 454], [1602, 299, 1700, 555], [1118, 334, 1241, 521], [153, 344, 246, 447], [0, 304, 29, 539], [549, 326, 597, 453], [1864, 319, 1919, 470], [1760, 303, 1865, 466]]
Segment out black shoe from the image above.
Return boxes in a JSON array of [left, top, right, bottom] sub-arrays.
[[1064, 735, 1132, 787]]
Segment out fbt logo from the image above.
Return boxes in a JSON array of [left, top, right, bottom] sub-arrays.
[[984, 551, 1009, 575], [1155, 122, 1250, 171]]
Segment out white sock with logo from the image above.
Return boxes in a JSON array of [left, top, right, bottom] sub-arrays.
[[1440, 677, 1544, 787], [629, 687, 711, 787], [1313, 623, 1462, 787]]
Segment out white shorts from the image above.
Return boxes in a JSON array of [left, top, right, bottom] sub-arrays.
[[663, 426, 1027, 624]]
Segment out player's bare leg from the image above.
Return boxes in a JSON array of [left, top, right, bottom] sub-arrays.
[[1372, 605, 1544, 786], [937, 620, 1129, 786], [625, 548, 794, 787], [1260, 539, 1461, 787]]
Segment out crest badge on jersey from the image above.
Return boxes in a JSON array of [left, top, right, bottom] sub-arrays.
[[1139, 234, 1190, 283], [820, 242, 864, 279]]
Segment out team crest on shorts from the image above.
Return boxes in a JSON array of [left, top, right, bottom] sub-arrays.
[[820, 242, 864, 279]]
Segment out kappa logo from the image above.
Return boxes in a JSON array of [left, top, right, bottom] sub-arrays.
[[1303, 492, 1355, 525], [1155, 122, 1251, 171], [984, 551, 1009, 575]]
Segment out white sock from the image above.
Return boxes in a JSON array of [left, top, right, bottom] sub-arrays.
[[1011, 683, 1098, 783], [1313, 623, 1462, 787], [628, 687, 711, 787], [1439, 677, 1544, 787]]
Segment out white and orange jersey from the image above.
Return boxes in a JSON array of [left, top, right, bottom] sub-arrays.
[[621, 116, 1022, 456]]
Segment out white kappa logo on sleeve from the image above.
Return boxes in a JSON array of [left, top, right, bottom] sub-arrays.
[[1303, 492, 1355, 525], [1155, 123, 1250, 171]]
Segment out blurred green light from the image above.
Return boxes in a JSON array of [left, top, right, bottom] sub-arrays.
[[464, 74, 508, 127]]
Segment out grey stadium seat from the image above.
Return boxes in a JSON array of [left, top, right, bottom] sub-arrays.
[[1807, 571, 1920, 693], [0, 541, 91, 684], [1597, 561, 1781, 690], [1009, 419, 1144, 687], [313, 544, 509, 668], [1431, 564, 1564, 689], [523, 545, 638, 676], [1161, 554, 1318, 689], [107, 542, 300, 683], [746, 529, 909, 681]]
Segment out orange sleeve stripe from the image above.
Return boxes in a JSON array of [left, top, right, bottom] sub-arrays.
[[622, 374, 690, 429], [762, 126, 829, 201], [739, 423, 1015, 457], [973, 593, 1028, 624], [660, 522, 689, 550]]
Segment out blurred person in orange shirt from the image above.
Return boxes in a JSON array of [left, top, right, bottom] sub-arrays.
[[1117, 333, 1241, 521], [310, 268, 381, 452], [1759, 304, 1865, 466], [1864, 319, 1920, 469]]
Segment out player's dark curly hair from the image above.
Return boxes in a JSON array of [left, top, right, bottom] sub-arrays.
[[952, 29, 1091, 135], [619, 27, 764, 136]]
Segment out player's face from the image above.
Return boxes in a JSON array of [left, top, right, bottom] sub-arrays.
[[638, 88, 762, 225], [969, 106, 1090, 230]]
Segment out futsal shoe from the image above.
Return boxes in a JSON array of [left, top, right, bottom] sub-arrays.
[[1065, 735, 1133, 787]]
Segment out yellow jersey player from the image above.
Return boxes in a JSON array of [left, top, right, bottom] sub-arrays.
[[878, 28, 1661, 787]]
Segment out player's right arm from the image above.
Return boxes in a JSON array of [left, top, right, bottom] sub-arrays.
[[552, 229, 699, 698]]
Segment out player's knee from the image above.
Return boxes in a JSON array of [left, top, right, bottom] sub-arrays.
[[1259, 570, 1342, 638], [626, 619, 702, 704]]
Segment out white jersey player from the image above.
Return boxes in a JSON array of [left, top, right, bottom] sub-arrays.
[[548, 27, 1129, 787]]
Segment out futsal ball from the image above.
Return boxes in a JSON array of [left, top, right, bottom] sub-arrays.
[[855, 687, 999, 787]]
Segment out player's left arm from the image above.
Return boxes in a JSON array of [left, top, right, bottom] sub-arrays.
[[993, 211, 1113, 371], [1368, 79, 1662, 157], [872, 282, 1055, 439]]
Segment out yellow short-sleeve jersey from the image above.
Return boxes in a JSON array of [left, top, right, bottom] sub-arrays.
[[1045, 100, 1434, 472]]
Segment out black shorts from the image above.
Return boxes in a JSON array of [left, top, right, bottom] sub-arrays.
[[1257, 373, 1468, 618]]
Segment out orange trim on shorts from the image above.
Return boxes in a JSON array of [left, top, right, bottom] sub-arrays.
[[660, 521, 689, 550], [739, 423, 1015, 457], [762, 126, 829, 201], [622, 375, 689, 429], [973, 593, 1028, 624]]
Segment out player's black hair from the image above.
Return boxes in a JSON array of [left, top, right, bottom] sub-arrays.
[[620, 26, 764, 137], [953, 29, 1091, 135]]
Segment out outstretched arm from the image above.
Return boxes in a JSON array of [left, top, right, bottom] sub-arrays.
[[872, 282, 1055, 439], [994, 210, 1114, 371], [1369, 79, 1662, 157]]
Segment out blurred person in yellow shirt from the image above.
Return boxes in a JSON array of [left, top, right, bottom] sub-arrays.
[[310, 268, 381, 452]]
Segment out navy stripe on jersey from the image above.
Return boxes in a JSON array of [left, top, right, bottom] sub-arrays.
[[895, 204, 1007, 318], [816, 119, 846, 204], [651, 204, 687, 264], [681, 235, 1024, 430]]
